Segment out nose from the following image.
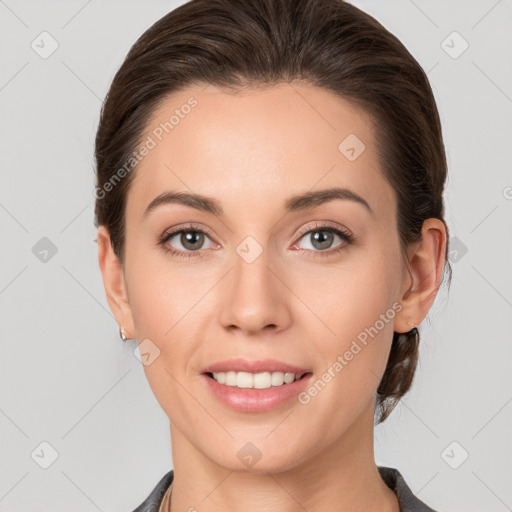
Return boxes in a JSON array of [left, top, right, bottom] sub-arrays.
[[218, 244, 292, 336]]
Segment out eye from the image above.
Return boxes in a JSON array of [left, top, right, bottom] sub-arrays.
[[158, 221, 354, 260], [292, 222, 354, 257], [158, 224, 218, 259]]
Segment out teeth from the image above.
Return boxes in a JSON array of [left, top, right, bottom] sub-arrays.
[[211, 371, 303, 389]]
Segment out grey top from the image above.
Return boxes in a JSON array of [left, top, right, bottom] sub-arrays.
[[131, 466, 439, 512]]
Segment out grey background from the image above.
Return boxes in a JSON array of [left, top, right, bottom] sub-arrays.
[[0, 0, 511, 510]]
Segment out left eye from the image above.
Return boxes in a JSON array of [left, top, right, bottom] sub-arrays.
[[294, 227, 352, 252]]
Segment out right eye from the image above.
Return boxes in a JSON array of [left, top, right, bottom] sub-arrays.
[[159, 225, 219, 259]]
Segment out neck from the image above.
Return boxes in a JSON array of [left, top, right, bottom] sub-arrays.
[[167, 401, 399, 512]]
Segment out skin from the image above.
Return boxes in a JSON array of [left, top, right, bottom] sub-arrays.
[[97, 82, 446, 512]]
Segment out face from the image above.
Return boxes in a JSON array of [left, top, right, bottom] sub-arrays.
[[114, 83, 413, 472]]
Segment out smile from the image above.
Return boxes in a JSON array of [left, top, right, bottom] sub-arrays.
[[207, 371, 308, 389]]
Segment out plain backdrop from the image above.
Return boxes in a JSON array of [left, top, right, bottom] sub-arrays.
[[0, 1, 511, 511]]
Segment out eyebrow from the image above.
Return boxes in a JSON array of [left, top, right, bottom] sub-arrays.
[[143, 187, 373, 218]]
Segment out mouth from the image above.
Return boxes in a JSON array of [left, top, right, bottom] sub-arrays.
[[203, 371, 313, 390], [201, 361, 315, 412]]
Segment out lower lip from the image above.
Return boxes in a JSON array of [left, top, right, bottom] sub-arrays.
[[201, 373, 313, 413]]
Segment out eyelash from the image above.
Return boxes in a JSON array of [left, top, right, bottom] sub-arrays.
[[158, 222, 355, 260]]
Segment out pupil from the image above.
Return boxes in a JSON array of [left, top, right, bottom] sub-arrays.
[[312, 231, 332, 250], [182, 231, 204, 250]]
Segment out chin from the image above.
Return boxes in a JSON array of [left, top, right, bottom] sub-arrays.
[[204, 438, 308, 475]]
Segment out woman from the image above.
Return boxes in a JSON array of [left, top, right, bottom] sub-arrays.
[[95, 0, 451, 510]]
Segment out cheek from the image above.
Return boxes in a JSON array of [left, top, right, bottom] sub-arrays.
[[297, 248, 399, 389], [127, 269, 204, 422], [291, 261, 399, 437], [124, 254, 202, 390], [298, 246, 399, 338], [126, 246, 204, 338]]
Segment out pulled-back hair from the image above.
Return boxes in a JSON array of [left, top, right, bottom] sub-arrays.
[[94, 0, 452, 424]]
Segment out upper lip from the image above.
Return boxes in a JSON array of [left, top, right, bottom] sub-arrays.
[[202, 358, 311, 375]]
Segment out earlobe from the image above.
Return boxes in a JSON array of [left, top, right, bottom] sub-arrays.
[[96, 226, 135, 338], [394, 218, 447, 333]]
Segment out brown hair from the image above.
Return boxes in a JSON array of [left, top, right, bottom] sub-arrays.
[[94, 0, 452, 424]]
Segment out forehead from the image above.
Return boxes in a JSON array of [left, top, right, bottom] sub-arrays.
[[126, 82, 394, 223]]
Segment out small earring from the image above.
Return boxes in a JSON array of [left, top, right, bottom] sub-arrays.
[[406, 326, 418, 336], [119, 325, 127, 342]]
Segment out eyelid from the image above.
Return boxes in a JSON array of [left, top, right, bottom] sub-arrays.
[[160, 222, 216, 240], [294, 220, 353, 240]]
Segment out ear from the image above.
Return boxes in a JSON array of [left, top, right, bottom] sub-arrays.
[[97, 225, 135, 338], [394, 218, 447, 333]]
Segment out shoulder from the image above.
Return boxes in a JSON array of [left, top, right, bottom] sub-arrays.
[[378, 466, 440, 512], [131, 470, 174, 512]]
